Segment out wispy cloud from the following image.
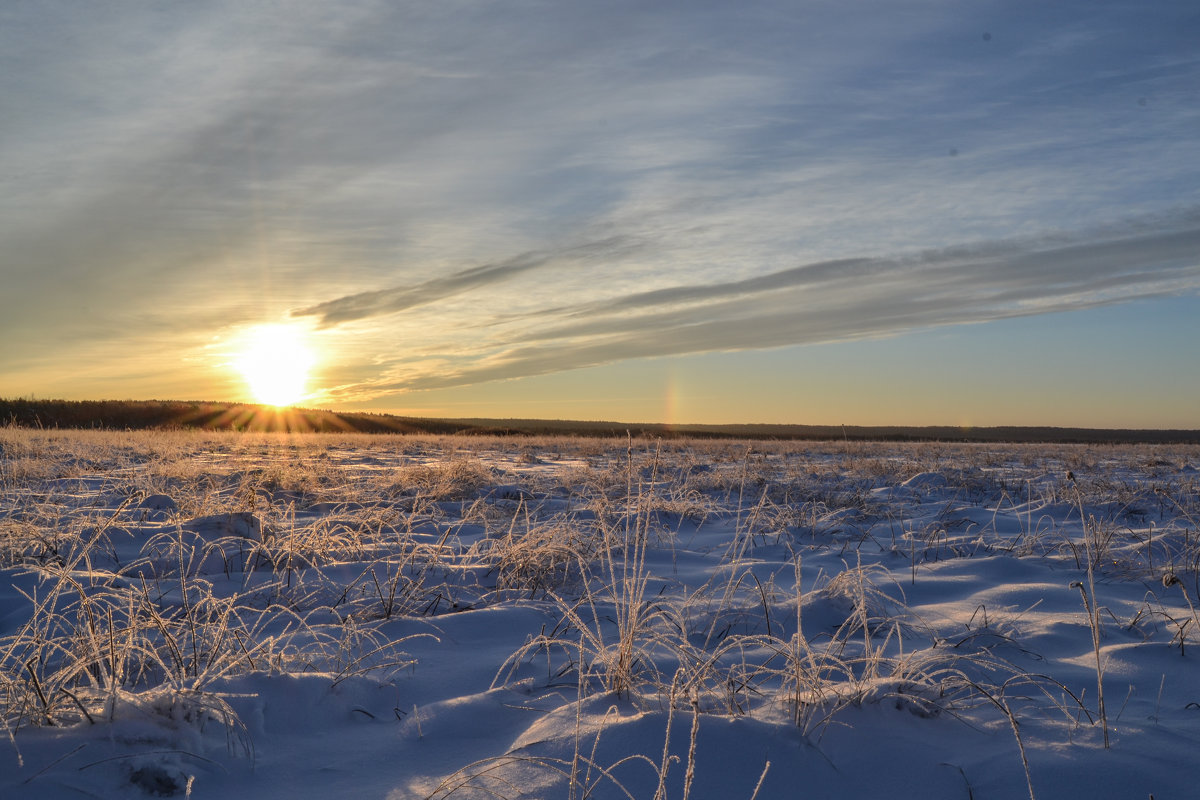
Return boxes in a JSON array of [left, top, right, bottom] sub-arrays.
[[533, 215, 1200, 339], [293, 235, 642, 326], [339, 212, 1200, 395]]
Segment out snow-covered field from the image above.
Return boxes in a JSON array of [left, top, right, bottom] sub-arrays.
[[2, 429, 1199, 799]]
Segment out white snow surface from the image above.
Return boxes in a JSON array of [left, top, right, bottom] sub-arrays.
[[2, 431, 1199, 799]]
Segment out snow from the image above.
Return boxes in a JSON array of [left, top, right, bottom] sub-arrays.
[[2, 430, 1199, 799]]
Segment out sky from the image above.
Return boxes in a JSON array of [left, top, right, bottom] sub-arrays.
[[3, 0, 1199, 428]]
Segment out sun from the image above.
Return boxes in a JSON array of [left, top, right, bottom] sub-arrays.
[[234, 323, 316, 407]]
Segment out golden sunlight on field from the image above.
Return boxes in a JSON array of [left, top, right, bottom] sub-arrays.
[[234, 323, 316, 407]]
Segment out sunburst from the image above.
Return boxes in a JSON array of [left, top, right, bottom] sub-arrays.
[[234, 323, 316, 407]]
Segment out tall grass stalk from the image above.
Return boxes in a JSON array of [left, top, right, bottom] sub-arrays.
[[1072, 488, 1109, 749]]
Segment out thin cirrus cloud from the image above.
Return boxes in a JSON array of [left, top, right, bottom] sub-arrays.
[[305, 210, 1200, 397]]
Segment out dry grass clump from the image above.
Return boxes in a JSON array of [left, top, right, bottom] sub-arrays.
[[0, 430, 450, 765], [495, 456, 681, 699], [384, 458, 497, 502], [476, 515, 599, 600], [0, 520, 425, 716]]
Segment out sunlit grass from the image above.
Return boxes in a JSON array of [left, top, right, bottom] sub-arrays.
[[1, 428, 1198, 797]]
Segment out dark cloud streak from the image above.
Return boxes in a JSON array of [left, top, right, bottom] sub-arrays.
[[514, 219, 1200, 343], [293, 252, 550, 326], [367, 214, 1200, 392], [292, 235, 643, 326]]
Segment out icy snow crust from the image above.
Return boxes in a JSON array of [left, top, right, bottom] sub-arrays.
[[2, 429, 1199, 798]]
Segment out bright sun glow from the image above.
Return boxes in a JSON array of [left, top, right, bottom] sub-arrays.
[[235, 324, 316, 407]]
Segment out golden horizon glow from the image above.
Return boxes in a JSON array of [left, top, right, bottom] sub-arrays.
[[234, 323, 316, 407]]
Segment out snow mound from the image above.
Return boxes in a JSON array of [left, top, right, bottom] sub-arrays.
[[135, 493, 179, 521], [900, 471, 949, 490], [183, 511, 266, 541]]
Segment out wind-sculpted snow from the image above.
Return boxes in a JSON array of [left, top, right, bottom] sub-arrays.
[[1, 430, 1198, 799]]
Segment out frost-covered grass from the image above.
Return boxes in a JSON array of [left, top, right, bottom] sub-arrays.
[[1, 428, 1199, 798]]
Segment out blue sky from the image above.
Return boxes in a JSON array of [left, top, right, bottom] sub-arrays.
[[3, 1, 1198, 426]]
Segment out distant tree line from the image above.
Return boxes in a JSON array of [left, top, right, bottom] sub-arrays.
[[2, 398, 1197, 443], [0, 398, 460, 435]]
